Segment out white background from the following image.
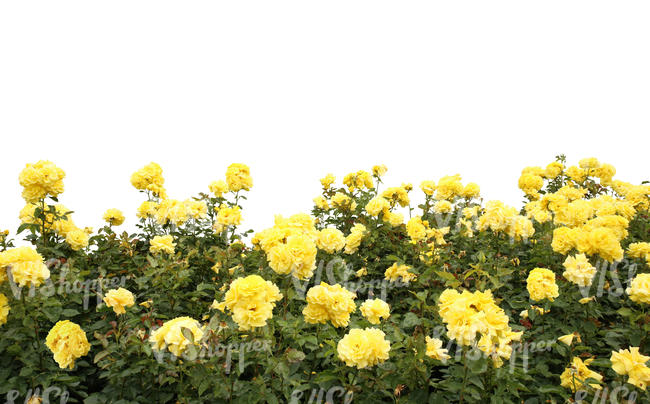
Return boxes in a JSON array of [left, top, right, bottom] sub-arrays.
[[1, 1, 649, 239]]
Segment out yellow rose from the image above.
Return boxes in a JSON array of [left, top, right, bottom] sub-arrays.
[[208, 180, 229, 197], [610, 347, 650, 391], [303, 282, 356, 328], [560, 357, 603, 392], [45, 320, 91, 369], [150, 235, 175, 254], [18, 160, 66, 202], [526, 267, 559, 302], [103, 287, 136, 316], [131, 162, 166, 198], [337, 328, 390, 369], [425, 336, 450, 361], [148, 317, 204, 357], [0, 293, 9, 326], [225, 163, 253, 192], [360, 299, 390, 325], [0, 247, 50, 287], [215, 275, 282, 330], [626, 273, 650, 304], [365, 197, 389, 217], [103, 208, 125, 226], [316, 228, 346, 254]]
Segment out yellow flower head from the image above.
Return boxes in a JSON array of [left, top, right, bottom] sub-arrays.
[[45, 320, 91, 369], [434, 200, 453, 214], [65, 228, 89, 251], [150, 235, 175, 255], [384, 263, 416, 284], [320, 173, 336, 189], [18, 160, 66, 203], [148, 317, 204, 357], [303, 282, 356, 328], [216, 205, 243, 226], [313, 196, 329, 210], [137, 201, 158, 219], [337, 328, 390, 369], [360, 299, 390, 325], [155, 199, 189, 226], [518, 173, 544, 197], [560, 357, 603, 392], [0, 246, 50, 287], [579, 157, 601, 170], [438, 288, 516, 352], [365, 196, 389, 217], [526, 268, 559, 302], [372, 165, 387, 178], [384, 211, 404, 227], [344, 224, 367, 254], [331, 192, 354, 210], [343, 170, 374, 191], [461, 182, 480, 199], [185, 200, 208, 220], [131, 162, 166, 198], [103, 287, 135, 316], [420, 180, 436, 196], [425, 336, 450, 361], [208, 180, 229, 197], [626, 273, 650, 305], [628, 242, 650, 266], [544, 161, 564, 179], [217, 275, 282, 330], [610, 347, 650, 391], [103, 208, 125, 226], [562, 254, 597, 288], [435, 175, 463, 201], [406, 216, 428, 243], [316, 228, 346, 254], [0, 293, 10, 326], [225, 163, 253, 192]]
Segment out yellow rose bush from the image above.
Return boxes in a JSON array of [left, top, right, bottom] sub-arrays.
[[0, 155, 649, 402]]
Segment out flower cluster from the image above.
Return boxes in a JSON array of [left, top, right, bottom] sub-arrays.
[[103, 208, 125, 226], [225, 163, 253, 192], [344, 223, 367, 254], [562, 253, 597, 288], [438, 289, 521, 366], [628, 242, 650, 266], [253, 213, 319, 280], [0, 246, 50, 287], [20, 202, 89, 251], [337, 328, 391, 369], [626, 273, 650, 304], [45, 320, 91, 369], [103, 287, 135, 316], [149, 317, 205, 357], [302, 282, 356, 328], [1, 156, 649, 402], [131, 162, 167, 198], [0, 293, 9, 326], [212, 275, 282, 330], [526, 267, 559, 302], [18, 160, 66, 203], [420, 174, 479, 201], [559, 357, 603, 392], [384, 263, 416, 283], [359, 298, 390, 324], [150, 235, 176, 254], [610, 347, 650, 390], [477, 200, 535, 241]]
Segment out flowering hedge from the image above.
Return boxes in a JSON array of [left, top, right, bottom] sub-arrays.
[[0, 156, 649, 403]]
